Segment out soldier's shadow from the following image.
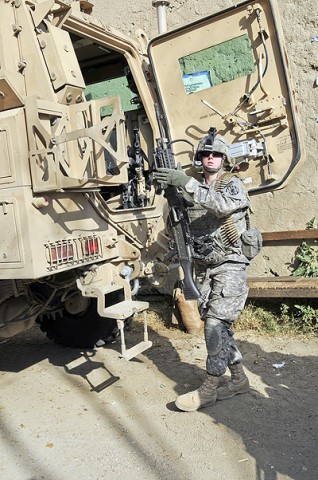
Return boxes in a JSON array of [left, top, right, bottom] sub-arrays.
[[140, 323, 318, 480], [1, 313, 317, 480]]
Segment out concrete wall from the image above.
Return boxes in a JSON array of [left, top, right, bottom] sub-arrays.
[[92, 0, 318, 277]]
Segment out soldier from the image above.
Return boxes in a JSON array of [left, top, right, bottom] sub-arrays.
[[154, 130, 252, 412]]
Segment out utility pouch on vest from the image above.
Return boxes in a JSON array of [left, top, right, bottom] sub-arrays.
[[192, 236, 214, 259], [241, 227, 263, 260]]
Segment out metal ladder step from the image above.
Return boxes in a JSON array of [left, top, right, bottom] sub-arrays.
[[102, 300, 149, 319], [118, 339, 153, 361], [101, 300, 152, 360]]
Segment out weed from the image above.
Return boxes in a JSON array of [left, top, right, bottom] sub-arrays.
[[292, 242, 318, 277], [236, 299, 318, 336], [293, 304, 318, 334], [306, 217, 317, 229]]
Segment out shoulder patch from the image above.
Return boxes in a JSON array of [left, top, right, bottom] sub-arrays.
[[225, 182, 240, 196]]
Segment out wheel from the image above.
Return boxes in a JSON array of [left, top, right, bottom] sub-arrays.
[[37, 298, 119, 349]]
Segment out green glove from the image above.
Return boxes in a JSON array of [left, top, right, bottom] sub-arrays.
[[154, 167, 190, 188]]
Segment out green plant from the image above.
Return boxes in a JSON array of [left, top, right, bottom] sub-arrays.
[[292, 242, 318, 277], [236, 303, 279, 333], [236, 300, 318, 336], [279, 302, 292, 328], [294, 304, 318, 334], [306, 217, 317, 229]]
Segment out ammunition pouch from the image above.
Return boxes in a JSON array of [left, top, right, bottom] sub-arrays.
[[240, 227, 263, 260]]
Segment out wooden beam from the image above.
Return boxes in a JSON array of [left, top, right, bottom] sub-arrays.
[[247, 276, 318, 298], [262, 229, 318, 243]]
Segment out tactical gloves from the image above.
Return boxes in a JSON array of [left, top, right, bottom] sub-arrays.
[[154, 167, 190, 189]]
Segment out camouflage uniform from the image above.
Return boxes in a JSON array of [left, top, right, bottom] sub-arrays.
[[185, 171, 250, 377]]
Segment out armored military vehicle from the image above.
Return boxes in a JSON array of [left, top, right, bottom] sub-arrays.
[[0, 0, 303, 358]]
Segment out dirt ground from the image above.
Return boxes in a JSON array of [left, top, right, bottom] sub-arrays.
[[0, 299, 318, 480]]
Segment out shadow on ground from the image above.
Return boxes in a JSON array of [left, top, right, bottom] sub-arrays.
[[143, 328, 318, 480], [0, 312, 317, 480]]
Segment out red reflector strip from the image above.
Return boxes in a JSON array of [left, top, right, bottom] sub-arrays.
[[49, 243, 74, 264], [46, 236, 102, 267], [83, 237, 99, 256]]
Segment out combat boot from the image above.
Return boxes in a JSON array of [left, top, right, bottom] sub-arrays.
[[175, 374, 219, 412], [216, 363, 250, 401]]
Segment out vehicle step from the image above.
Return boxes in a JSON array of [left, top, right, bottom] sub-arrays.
[[117, 310, 152, 360], [101, 300, 149, 319], [120, 340, 153, 361]]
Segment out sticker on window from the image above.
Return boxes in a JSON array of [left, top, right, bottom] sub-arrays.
[[182, 70, 212, 95]]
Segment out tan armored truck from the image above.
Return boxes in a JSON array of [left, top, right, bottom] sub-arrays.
[[0, 0, 303, 357]]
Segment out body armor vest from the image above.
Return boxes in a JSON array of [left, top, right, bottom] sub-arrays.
[[188, 173, 248, 264]]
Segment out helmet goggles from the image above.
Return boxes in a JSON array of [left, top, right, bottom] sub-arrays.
[[201, 150, 224, 157]]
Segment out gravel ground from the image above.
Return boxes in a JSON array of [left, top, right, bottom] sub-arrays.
[[0, 301, 318, 480]]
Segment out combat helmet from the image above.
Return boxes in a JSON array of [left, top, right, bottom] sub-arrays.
[[193, 127, 234, 170]]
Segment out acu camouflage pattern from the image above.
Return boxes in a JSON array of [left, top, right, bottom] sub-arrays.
[[184, 170, 250, 376], [186, 173, 250, 266], [200, 262, 248, 376]]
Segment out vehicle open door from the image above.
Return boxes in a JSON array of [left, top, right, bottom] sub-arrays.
[[148, 0, 304, 193]]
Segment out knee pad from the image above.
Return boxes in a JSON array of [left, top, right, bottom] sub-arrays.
[[204, 318, 227, 357]]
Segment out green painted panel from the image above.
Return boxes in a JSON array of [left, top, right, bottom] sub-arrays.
[[85, 76, 138, 115], [179, 34, 255, 94]]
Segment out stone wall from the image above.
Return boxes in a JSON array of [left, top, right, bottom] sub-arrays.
[[92, 0, 318, 277]]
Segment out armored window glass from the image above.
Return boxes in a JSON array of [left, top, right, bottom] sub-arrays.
[[85, 76, 139, 116], [178, 34, 255, 95]]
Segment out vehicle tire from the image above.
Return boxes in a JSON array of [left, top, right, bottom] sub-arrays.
[[37, 299, 119, 349]]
